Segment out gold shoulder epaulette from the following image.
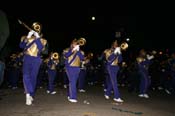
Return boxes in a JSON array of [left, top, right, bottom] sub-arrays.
[[21, 35, 27, 42], [63, 48, 69, 53], [104, 49, 109, 54], [40, 38, 47, 46], [80, 51, 85, 55]]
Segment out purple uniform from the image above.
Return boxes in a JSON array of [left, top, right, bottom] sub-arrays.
[[20, 35, 47, 97], [63, 48, 84, 100], [104, 48, 122, 99]]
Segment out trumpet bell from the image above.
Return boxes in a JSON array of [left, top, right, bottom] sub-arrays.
[[78, 38, 86, 46], [52, 52, 59, 60], [32, 22, 42, 33], [120, 42, 128, 50]]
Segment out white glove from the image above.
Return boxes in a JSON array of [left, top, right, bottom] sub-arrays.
[[76, 45, 80, 51], [27, 30, 35, 38], [33, 31, 40, 38], [114, 47, 121, 54], [73, 45, 80, 51], [162, 69, 165, 72], [147, 54, 154, 60]]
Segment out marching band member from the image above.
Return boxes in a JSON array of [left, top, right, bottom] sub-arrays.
[[78, 58, 87, 92], [47, 52, 59, 94], [19, 22, 47, 105], [137, 49, 154, 98], [63, 38, 85, 103], [7, 52, 22, 89], [100, 52, 110, 92], [103, 40, 125, 103]]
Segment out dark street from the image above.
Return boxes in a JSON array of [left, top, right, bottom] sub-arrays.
[[0, 85, 174, 116]]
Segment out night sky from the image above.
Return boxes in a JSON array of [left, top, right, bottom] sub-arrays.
[[0, 1, 174, 56]]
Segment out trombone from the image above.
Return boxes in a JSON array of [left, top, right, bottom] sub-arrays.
[[18, 19, 43, 36]]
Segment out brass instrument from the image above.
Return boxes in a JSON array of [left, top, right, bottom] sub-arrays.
[[32, 22, 42, 33], [136, 57, 145, 63], [10, 54, 17, 59], [87, 52, 93, 59], [77, 38, 86, 46], [52, 52, 59, 60], [18, 19, 42, 34], [122, 62, 127, 67], [120, 42, 128, 50]]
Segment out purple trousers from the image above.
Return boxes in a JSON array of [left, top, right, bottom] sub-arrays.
[[78, 69, 86, 90], [47, 69, 56, 92], [66, 67, 80, 99], [23, 55, 41, 97], [63, 71, 69, 85], [139, 71, 150, 94], [105, 65, 121, 99], [104, 73, 110, 90]]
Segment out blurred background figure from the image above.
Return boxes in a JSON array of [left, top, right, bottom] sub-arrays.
[[0, 10, 9, 87], [136, 49, 154, 98], [0, 10, 9, 101], [7, 52, 22, 89], [46, 52, 59, 94]]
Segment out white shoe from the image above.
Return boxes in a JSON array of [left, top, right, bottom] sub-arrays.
[[138, 94, 144, 97], [46, 90, 50, 94], [68, 99, 78, 103], [30, 96, 34, 101], [39, 86, 43, 89], [67, 96, 70, 100], [104, 89, 107, 92], [165, 89, 171, 95], [79, 89, 86, 93], [63, 85, 67, 89], [158, 86, 163, 90], [26, 94, 32, 105], [143, 94, 149, 98], [152, 87, 155, 91], [113, 98, 124, 103], [104, 95, 110, 99], [12, 87, 18, 90], [50, 91, 57, 95]]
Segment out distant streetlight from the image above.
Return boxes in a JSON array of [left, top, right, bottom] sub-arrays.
[[92, 16, 95, 21]]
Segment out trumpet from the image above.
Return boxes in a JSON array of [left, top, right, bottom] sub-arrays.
[[120, 42, 128, 50], [51, 52, 59, 60], [32, 22, 42, 33], [77, 38, 86, 46]]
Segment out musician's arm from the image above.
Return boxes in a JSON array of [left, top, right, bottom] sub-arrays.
[[64, 49, 73, 58], [108, 53, 116, 61], [19, 36, 28, 49], [118, 54, 123, 63], [77, 51, 84, 60]]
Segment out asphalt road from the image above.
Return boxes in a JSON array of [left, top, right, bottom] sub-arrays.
[[0, 85, 174, 116]]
